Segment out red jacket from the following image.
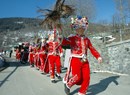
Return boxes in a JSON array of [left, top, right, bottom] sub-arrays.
[[62, 34, 100, 59], [47, 41, 63, 56], [39, 43, 47, 54]]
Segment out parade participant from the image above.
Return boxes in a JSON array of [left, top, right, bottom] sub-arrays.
[[34, 42, 41, 70], [28, 42, 35, 67], [20, 42, 29, 64], [32, 38, 41, 69], [16, 47, 21, 61], [37, 0, 74, 83], [16, 43, 22, 61], [39, 38, 49, 74], [62, 16, 102, 95], [46, 30, 63, 83]]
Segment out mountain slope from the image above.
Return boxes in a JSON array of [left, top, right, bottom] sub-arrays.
[[0, 17, 41, 32]]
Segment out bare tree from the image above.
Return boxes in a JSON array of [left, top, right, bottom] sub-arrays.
[[114, 0, 129, 28], [113, 0, 130, 41], [112, 13, 120, 31]]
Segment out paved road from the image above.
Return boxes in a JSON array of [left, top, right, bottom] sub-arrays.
[[0, 57, 130, 95]]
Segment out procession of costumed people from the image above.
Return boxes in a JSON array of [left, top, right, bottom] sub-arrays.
[[14, 0, 102, 95]]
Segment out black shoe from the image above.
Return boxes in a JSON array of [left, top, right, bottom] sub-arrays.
[[55, 74, 62, 80], [41, 72, 46, 75], [57, 75, 62, 80], [55, 74, 58, 77], [64, 84, 70, 95], [51, 80, 56, 83]]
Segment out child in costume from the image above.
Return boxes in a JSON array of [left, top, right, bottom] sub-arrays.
[[46, 30, 63, 83], [39, 38, 49, 74], [28, 42, 35, 67], [62, 16, 102, 95]]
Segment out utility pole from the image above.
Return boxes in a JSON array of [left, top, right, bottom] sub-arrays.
[[119, 29, 122, 41], [119, 0, 123, 41], [119, 0, 125, 28]]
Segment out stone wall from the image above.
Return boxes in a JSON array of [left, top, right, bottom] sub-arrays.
[[106, 40, 130, 74], [88, 39, 110, 72], [89, 39, 130, 75]]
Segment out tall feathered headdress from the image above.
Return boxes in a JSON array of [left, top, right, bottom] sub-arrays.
[[71, 16, 89, 30], [37, 0, 75, 30]]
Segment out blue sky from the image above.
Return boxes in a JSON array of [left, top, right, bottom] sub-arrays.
[[0, 0, 116, 22], [95, 0, 116, 22]]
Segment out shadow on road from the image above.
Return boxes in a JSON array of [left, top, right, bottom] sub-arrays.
[[71, 75, 120, 95], [8, 61, 29, 67], [0, 57, 29, 87], [0, 63, 18, 87]]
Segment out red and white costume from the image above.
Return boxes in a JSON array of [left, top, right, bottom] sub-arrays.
[[16, 48, 21, 61], [33, 45, 41, 69], [62, 34, 101, 94], [39, 42, 49, 73], [47, 39, 63, 79], [28, 45, 35, 66]]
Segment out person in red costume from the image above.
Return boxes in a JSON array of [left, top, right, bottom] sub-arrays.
[[28, 42, 35, 67], [16, 43, 22, 61], [33, 44, 37, 68], [62, 16, 102, 95], [34, 39, 41, 70], [35, 44, 41, 69], [39, 38, 49, 74], [46, 30, 63, 83], [16, 47, 21, 61]]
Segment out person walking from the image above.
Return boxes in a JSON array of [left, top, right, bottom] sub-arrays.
[[39, 38, 49, 74], [28, 42, 35, 67], [9, 50, 13, 58], [46, 30, 63, 83], [62, 16, 102, 95]]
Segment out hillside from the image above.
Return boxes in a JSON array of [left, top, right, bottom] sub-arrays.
[[0, 17, 43, 51], [0, 17, 130, 51], [0, 17, 41, 32]]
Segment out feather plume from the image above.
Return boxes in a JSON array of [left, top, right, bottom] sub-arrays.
[[38, 0, 75, 30]]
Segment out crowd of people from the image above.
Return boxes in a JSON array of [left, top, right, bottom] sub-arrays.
[[15, 42, 30, 64], [14, 16, 102, 95], [15, 30, 64, 83]]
